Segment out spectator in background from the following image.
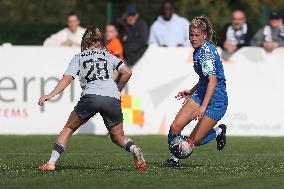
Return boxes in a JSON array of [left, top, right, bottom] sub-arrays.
[[250, 11, 284, 52], [105, 23, 124, 82], [115, 11, 127, 41], [148, 0, 190, 47], [121, 5, 149, 67], [43, 11, 85, 47], [219, 9, 252, 57], [105, 23, 124, 60]]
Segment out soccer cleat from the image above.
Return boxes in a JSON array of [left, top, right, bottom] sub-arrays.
[[133, 147, 147, 172], [36, 162, 56, 171], [216, 124, 227, 150], [161, 158, 180, 168]]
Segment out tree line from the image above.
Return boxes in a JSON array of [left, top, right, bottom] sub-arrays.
[[0, 0, 283, 45]]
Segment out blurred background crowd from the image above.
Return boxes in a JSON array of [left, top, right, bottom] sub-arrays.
[[0, 0, 284, 66]]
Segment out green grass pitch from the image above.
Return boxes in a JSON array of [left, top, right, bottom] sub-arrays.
[[1, 135, 284, 189]]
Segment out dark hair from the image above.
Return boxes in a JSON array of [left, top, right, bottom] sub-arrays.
[[162, 0, 175, 9], [107, 22, 122, 39], [67, 10, 80, 20], [232, 9, 245, 13], [190, 16, 215, 44], [162, 0, 174, 8], [81, 26, 107, 52], [108, 23, 119, 32], [270, 11, 282, 20]]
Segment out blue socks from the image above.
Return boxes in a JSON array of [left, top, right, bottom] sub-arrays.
[[167, 127, 222, 161], [168, 127, 222, 146], [168, 130, 181, 161], [201, 127, 222, 145], [168, 130, 181, 145], [168, 127, 221, 146]]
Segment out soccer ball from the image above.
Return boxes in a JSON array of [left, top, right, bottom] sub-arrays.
[[169, 136, 194, 159]]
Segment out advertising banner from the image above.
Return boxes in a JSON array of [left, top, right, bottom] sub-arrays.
[[1, 46, 283, 136]]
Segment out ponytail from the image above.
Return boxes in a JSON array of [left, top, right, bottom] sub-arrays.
[[81, 26, 108, 52]]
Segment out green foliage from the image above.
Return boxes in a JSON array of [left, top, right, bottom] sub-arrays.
[[0, 0, 283, 45]]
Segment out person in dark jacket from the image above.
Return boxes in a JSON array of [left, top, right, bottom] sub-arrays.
[[120, 5, 149, 67], [219, 10, 253, 58]]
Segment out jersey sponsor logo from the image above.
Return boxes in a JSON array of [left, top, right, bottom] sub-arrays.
[[202, 59, 214, 73]]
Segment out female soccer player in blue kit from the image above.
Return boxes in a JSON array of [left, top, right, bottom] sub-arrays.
[[163, 16, 228, 167]]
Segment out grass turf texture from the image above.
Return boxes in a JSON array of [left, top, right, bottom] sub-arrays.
[[1, 136, 284, 189]]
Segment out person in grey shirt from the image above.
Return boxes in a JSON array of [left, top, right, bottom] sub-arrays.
[[37, 26, 147, 172], [250, 11, 284, 52]]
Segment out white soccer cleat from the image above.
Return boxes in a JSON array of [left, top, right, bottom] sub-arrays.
[[133, 147, 147, 172]]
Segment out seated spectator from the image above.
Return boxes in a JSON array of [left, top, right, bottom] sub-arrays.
[[250, 11, 284, 52], [219, 9, 252, 57], [121, 4, 149, 67], [148, 0, 190, 47], [43, 11, 85, 47], [105, 23, 124, 60]]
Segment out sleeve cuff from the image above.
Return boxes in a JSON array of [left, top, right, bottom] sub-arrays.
[[115, 61, 124, 71], [63, 72, 77, 78]]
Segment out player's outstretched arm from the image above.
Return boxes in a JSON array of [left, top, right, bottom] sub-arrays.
[[116, 65, 132, 91], [38, 75, 73, 106], [175, 82, 200, 104]]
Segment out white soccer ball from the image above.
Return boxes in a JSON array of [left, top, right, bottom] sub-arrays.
[[169, 136, 194, 159]]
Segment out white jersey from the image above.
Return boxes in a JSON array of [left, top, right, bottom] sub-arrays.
[[43, 27, 86, 47], [64, 48, 124, 99]]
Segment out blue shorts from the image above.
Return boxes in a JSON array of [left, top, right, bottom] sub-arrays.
[[191, 93, 227, 121]]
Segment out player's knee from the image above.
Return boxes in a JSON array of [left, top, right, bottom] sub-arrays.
[[193, 136, 202, 146], [65, 124, 79, 132], [170, 122, 181, 134]]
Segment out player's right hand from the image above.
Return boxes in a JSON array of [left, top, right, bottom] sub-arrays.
[[38, 95, 52, 106], [175, 90, 190, 104]]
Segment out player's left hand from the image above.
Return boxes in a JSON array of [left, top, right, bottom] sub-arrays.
[[193, 105, 206, 121], [38, 95, 52, 106], [175, 90, 191, 104]]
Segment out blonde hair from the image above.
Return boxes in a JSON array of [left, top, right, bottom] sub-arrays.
[[81, 26, 107, 52], [190, 16, 214, 43]]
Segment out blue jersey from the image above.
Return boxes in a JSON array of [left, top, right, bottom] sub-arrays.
[[191, 41, 228, 120]]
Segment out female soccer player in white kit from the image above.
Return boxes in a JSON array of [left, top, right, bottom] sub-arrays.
[[37, 26, 147, 172]]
